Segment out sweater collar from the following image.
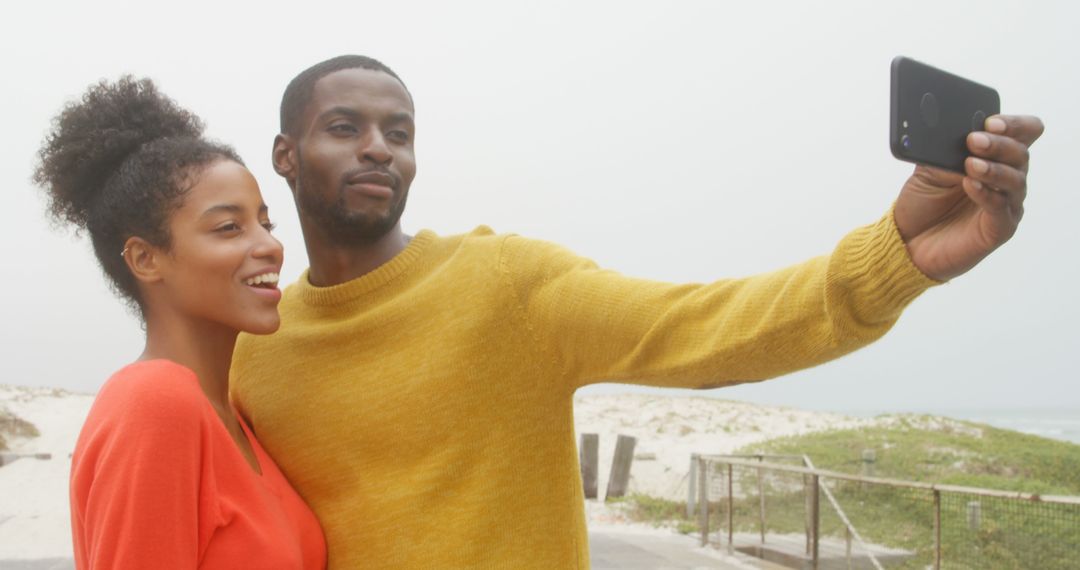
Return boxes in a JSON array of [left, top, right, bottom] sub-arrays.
[[295, 230, 436, 306]]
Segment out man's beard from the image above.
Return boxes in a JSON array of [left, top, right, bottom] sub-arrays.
[[295, 157, 408, 246]]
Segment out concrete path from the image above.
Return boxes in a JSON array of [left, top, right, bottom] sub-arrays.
[[589, 527, 761, 569], [3, 531, 759, 570], [0, 560, 72, 570]]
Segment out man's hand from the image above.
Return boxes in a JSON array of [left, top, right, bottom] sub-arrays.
[[894, 114, 1044, 282]]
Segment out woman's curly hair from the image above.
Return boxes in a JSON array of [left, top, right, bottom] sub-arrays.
[[34, 76, 242, 313]]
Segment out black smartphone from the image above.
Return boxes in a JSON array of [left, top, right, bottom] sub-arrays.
[[890, 56, 1000, 173]]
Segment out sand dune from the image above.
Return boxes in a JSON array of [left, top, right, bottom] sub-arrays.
[[574, 393, 870, 502]]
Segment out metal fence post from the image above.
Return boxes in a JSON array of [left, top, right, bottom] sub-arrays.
[[845, 527, 852, 570], [810, 474, 820, 570], [805, 474, 812, 556], [727, 463, 734, 552], [698, 457, 709, 547], [758, 463, 766, 544]]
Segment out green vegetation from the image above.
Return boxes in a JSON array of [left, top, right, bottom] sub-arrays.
[[614, 417, 1080, 569], [606, 494, 698, 535], [0, 409, 40, 451], [728, 417, 1080, 569], [751, 415, 1080, 495]]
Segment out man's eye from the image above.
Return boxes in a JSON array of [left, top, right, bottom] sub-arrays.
[[329, 124, 357, 133], [387, 130, 411, 143]]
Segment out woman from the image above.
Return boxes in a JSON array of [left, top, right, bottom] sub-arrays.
[[35, 76, 326, 569]]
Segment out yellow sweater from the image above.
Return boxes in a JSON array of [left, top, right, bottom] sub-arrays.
[[230, 213, 935, 569]]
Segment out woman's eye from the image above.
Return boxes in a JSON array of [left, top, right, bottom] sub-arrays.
[[215, 222, 241, 233], [262, 221, 277, 232]]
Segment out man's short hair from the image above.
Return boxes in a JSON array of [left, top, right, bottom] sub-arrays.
[[279, 55, 409, 137]]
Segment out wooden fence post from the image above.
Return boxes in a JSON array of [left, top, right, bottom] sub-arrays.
[[605, 435, 637, 500], [933, 490, 942, 570], [862, 449, 877, 478], [579, 433, 599, 499], [967, 501, 981, 531], [687, 454, 698, 517]]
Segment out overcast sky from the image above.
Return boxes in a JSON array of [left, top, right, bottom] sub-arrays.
[[2, 0, 1076, 413]]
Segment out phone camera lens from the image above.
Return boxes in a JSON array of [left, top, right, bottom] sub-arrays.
[[900, 134, 911, 151]]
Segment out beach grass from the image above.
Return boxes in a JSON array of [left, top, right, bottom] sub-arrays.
[[0, 409, 41, 451], [613, 416, 1080, 569], [750, 415, 1080, 494]]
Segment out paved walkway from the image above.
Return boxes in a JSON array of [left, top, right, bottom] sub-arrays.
[[589, 528, 760, 569], [0, 560, 72, 570], [4, 531, 759, 570]]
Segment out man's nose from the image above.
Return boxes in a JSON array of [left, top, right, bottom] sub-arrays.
[[360, 131, 392, 165]]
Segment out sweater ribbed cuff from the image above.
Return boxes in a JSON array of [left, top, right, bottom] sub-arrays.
[[829, 208, 940, 324]]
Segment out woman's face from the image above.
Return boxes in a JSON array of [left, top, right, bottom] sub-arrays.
[[155, 160, 284, 335]]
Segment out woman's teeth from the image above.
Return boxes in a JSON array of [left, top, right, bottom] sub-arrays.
[[244, 273, 279, 287]]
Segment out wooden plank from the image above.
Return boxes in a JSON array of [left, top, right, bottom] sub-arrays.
[[605, 435, 636, 500], [579, 433, 599, 499]]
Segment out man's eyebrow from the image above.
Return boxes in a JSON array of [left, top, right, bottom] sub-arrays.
[[316, 106, 362, 123], [200, 204, 268, 218], [316, 107, 414, 124], [386, 111, 415, 124]]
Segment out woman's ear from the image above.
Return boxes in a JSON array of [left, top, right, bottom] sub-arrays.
[[121, 237, 164, 285]]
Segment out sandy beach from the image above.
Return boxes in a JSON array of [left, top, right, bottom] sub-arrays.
[[0, 385, 93, 560]]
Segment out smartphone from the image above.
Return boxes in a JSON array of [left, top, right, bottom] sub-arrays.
[[890, 56, 1000, 173]]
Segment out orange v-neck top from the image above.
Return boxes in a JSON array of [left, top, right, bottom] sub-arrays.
[[70, 360, 326, 569]]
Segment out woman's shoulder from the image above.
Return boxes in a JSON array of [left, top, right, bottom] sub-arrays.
[[93, 360, 208, 424]]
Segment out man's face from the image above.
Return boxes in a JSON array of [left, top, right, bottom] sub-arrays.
[[293, 68, 416, 245]]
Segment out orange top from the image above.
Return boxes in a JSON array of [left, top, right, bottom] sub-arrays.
[[70, 360, 326, 569]]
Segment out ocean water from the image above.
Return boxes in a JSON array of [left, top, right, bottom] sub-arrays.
[[943, 409, 1080, 445], [848, 409, 1080, 445]]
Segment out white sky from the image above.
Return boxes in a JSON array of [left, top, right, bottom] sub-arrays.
[[2, 0, 1076, 412]]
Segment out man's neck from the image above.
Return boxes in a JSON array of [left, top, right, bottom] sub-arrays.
[[304, 223, 412, 287]]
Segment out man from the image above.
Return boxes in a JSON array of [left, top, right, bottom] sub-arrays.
[[231, 55, 1042, 569]]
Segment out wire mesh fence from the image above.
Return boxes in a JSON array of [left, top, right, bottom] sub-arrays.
[[692, 454, 1080, 570]]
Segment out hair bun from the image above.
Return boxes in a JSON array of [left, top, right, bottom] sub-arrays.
[[34, 76, 205, 229]]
